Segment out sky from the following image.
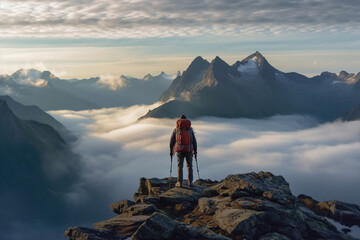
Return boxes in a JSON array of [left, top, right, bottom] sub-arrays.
[[0, 0, 360, 78]]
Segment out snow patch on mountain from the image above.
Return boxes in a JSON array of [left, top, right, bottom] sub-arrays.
[[30, 78, 48, 87], [237, 56, 259, 74], [160, 72, 178, 80], [332, 80, 343, 84], [325, 217, 360, 238]]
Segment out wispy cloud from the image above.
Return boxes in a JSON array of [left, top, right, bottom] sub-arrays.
[[1, 0, 359, 38]]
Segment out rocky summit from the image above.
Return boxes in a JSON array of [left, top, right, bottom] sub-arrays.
[[64, 172, 360, 240]]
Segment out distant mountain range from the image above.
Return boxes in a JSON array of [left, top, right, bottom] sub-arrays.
[[0, 69, 177, 110], [141, 52, 360, 121], [1, 52, 359, 121]]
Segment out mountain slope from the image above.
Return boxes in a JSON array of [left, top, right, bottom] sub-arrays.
[[0, 95, 74, 141], [0, 100, 78, 223], [142, 52, 360, 121], [159, 56, 210, 102], [340, 104, 360, 121]]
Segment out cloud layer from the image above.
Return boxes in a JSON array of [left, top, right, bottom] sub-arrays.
[[50, 104, 360, 212], [1, 0, 359, 38]]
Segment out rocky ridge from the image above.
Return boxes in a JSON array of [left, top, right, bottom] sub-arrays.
[[65, 172, 360, 240]]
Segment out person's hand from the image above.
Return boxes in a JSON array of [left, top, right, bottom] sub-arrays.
[[194, 152, 197, 159]]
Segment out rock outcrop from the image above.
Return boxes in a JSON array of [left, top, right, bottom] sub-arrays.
[[65, 172, 359, 240], [298, 194, 360, 227]]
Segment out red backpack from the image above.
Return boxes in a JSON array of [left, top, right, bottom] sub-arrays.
[[175, 119, 193, 153]]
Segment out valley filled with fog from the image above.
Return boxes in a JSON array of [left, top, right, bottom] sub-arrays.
[[51, 102, 360, 217]]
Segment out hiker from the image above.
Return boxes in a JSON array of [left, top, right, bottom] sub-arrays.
[[170, 115, 197, 187]]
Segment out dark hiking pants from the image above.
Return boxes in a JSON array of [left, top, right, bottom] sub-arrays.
[[177, 152, 193, 184]]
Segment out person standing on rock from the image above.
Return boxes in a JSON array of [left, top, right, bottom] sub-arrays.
[[170, 115, 197, 188]]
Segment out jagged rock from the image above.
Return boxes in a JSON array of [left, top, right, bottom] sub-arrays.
[[159, 185, 205, 205], [65, 172, 357, 240], [214, 208, 267, 237], [174, 201, 193, 213], [223, 172, 295, 205], [132, 212, 176, 240], [174, 223, 231, 240], [64, 227, 114, 240], [298, 194, 318, 209], [194, 178, 219, 188], [136, 177, 173, 196], [298, 194, 360, 227], [93, 215, 149, 238], [258, 232, 291, 240], [110, 199, 135, 214], [198, 197, 218, 215], [134, 195, 161, 206], [117, 203, 159, 217], [132, 212, 231, 240], [204, 182, 226, 197]]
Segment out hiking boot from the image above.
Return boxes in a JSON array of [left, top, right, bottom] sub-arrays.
[[175, 182, 182, 188], [188, 181, 193, 187]]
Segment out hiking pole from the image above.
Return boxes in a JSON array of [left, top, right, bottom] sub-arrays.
[[169, 154, 173, 189], [195, 155, 200, 180]]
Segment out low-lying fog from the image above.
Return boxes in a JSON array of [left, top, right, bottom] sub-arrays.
[[51, 103, 360, 214]]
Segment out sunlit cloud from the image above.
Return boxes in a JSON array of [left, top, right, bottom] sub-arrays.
[[98, 75, 127, 90], [50, 104, 360, 208]]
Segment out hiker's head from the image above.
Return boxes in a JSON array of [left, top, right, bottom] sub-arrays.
[[179, 115, 187, 119]]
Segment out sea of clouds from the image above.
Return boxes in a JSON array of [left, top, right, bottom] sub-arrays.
[[50, 102, 360, 214]]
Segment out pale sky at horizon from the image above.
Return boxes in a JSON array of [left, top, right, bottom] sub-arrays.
[[0, 0, 359, 79]]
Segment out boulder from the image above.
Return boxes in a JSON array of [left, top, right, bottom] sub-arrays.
[[223, 172, 293, 202], [64, 227, 114, 240], [135, 177, 174, 196], [214, 208, 267, 238], [174, 223, 231, 240], [258, 232, 291, 240], [117, 203, 158, 217], [110, 199, 135, 215], [93, 215, 149, 238], [204, 182, 226, 197], [159, 185, 205, 206], [298, 194, 360, 227], [132, 212, 176, 240]]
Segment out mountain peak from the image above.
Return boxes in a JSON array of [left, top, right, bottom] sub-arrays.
[[0, 99, 11, 112], [241, 51, 265, 64], [189, 56, 209, 68], [237, 51, 279, 79], [210, 56, 230, 70], [143, 73, 153, 81], [183, 56, 210, 77], [40, 70, 58, 80], [0, 100, 17, 122], [213, 56, 225, 63]]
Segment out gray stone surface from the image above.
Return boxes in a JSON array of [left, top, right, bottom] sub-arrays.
[[299, 194, 360, 227], [110, 199, 135, 215], [64, 227, 114, 240], [93, 215, 149, 238], [65, 172, 357, 240], [132, 212, 176, 240]]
